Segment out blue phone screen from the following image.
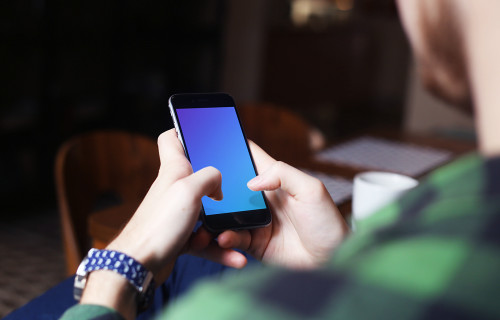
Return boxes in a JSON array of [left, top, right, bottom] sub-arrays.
[[176, 107, 267, 215]]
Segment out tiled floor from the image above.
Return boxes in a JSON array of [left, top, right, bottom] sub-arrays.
[[0, 211, 66, 318]]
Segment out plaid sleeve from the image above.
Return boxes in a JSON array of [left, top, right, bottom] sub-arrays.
[[163, 154, 500, 320], [59, 304, 125, 320]]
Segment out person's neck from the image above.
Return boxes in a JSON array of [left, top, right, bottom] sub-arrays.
[[465, 4, 500, 157]]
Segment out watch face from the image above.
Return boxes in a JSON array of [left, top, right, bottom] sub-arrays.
[[73, 274, 86, 301]]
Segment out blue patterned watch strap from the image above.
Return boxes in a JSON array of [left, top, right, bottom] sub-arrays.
[[78, 248, 155, 311]]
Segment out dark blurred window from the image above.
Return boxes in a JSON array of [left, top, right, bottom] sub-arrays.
[[261, 0, 409, 138]]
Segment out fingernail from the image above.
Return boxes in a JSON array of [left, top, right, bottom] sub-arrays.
[[234, 255, 247, 268], [247, 175, 262, 188]]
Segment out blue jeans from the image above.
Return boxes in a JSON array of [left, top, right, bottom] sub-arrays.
[[5, 253, 257, 320]]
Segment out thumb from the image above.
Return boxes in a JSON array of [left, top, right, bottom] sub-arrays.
[[183, 166, 223, 201], [247, 161, 320, 199]]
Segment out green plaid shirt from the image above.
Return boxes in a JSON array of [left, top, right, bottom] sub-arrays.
[[61, 153, 500, 319]]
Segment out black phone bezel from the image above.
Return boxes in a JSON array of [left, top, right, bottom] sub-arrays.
[[169, 93, 272, 233]]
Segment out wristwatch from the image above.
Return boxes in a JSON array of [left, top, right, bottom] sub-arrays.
[[74, 248, 155, 311]]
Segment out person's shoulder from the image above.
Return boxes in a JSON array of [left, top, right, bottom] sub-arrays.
[[329, 153, 500, 319]]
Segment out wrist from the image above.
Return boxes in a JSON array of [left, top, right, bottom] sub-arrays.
[[74, 248, 155, 314], [107, 227, 180, 282], [80, 270, 137, 320], [106, 233, 164, 279]]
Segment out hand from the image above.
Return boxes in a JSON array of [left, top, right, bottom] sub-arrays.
[[81, 129, 247, 319], [215, 142, 349, 269], [106, 129, 246, 283]]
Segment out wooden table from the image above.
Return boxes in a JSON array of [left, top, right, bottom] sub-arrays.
[[88, 130, 476, 248], [299, 129, 475, 218]]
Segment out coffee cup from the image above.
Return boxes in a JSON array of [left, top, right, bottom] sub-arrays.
[[352, 171, 418, 227]]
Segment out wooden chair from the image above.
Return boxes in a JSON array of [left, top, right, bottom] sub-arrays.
[[238, 102, 326, 164], [55, 131, 160, 275]]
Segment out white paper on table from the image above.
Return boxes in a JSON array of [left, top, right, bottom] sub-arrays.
[[315, 136, 453, 177], [301, 169, 353, 204]]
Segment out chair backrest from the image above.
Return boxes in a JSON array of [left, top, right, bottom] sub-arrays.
[[238, 102, 325, 163], [55, 131, 159, 275]]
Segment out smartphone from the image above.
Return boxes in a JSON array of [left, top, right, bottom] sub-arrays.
[[168, 93, 272, 232]]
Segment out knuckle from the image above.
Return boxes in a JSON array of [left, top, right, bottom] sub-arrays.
[[159, 161, 192, 180], [206, 166, 222, 180], [315, 182, 332, 200], [303, 176, 328, 198], [174, 178, 191, 193], [213, 167, 222, 179], [311, 177, 328, 194], [310, 177, 325, 190], [177, 163, 193, 177], [204, 165, 217, 173]]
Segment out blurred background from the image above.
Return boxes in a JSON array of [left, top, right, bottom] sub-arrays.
[[0, 0, 475, 316], [0, 0, 475, 215]]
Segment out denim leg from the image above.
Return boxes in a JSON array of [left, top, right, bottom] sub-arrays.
[[3, 276, 77, 320], [5, 253, 258, 320], [165, 252, 258, 299]]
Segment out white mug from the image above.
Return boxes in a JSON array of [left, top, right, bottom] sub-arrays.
[[352, 171, 418, 225]]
